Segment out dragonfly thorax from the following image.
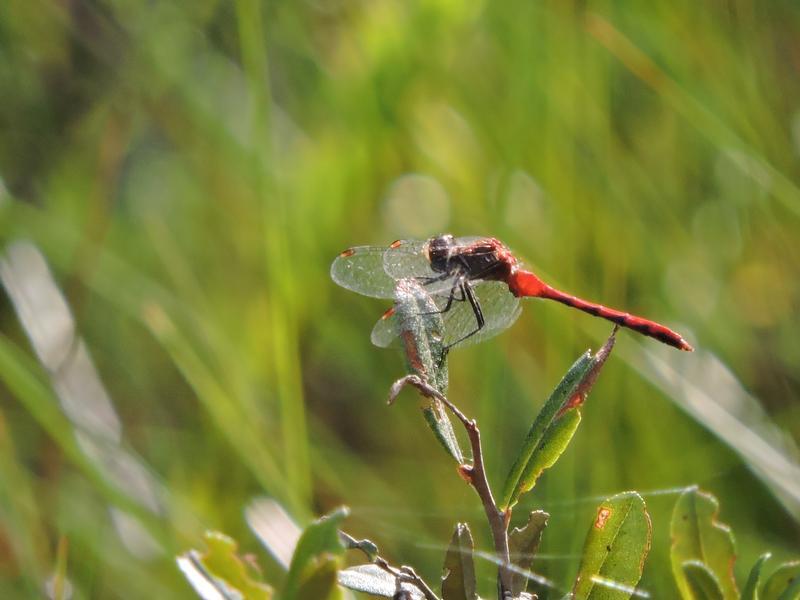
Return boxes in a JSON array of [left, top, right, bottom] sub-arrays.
[[426, 235, 514, 283]]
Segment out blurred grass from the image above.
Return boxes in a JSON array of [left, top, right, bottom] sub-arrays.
[[1, 0, 799, 597]]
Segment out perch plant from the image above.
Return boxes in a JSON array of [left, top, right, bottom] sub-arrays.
[[178, 277, 799, 600]]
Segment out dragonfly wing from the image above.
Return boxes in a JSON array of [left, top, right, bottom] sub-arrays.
[[370, 278, 448, 349], [370, 311, 399, 348], [330, 246, 398, 299], [382, 240, 438, 281], [372, 280, 520, 351], [440, 281, 521, 349]]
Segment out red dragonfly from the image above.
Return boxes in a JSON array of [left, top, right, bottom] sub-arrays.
[[331, 234, 693, 353]]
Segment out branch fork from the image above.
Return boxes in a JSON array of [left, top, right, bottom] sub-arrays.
[[389, 375, 514, 596]]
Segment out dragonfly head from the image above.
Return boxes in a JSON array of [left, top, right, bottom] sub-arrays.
[[426, 234, 455, 273]]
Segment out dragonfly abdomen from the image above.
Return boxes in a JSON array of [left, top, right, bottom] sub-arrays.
[[509, 269, 693, 351]]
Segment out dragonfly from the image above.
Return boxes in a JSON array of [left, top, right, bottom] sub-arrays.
[[331, 234, 694, 354]]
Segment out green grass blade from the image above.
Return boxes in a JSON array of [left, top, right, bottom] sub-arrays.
[[742, 553, 771, 600]]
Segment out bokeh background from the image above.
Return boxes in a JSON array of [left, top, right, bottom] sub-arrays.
[[1, 0, 799, 597]]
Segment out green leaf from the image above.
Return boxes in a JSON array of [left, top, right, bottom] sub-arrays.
[[508, 510, 549, 597], [442, 523, 477, 600], [338, 564, 424, 599], [777, 576, 800, 600], [518, 407, 581, 496], [283, 507, 348, 600], [176, 531, 273, 600], [762, 562, 800, 600], [501, 332, 616, 510], [742, 553, 771, 600], [294, 554, 342, 600], [394, 278, 463, 463], [670, 488, 738, 600], [500, 351, 591, 509], [683, 560, 725, 600], [572, 491, 652, 599]]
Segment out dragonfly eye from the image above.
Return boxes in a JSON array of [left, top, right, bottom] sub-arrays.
[[427, 234, 454, 273]]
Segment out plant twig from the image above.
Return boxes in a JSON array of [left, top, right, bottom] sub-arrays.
[[342, 530, 440, 600], [375, 557, 440, 600], [389, 375, 514, 596]]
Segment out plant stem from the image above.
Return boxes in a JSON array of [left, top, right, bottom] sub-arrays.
[[375, 557, 440, 600], [342, 531, 440, 600], [388, 375, 514, 596]]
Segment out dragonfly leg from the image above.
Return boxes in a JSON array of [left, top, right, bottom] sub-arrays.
[[417, 276, 466, 317], [421, 258, 506, 320], [438, 279, 466, 312], [419, 272, 454, 286], [443, 281, 485, 350], [435, 345, 451, 370], [434, 280, 485, 369]]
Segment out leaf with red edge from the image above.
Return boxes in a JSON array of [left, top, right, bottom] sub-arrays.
[[500, 330, 616, 509], [572, 491, 652, 599]]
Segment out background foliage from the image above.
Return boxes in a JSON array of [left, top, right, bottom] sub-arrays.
[[1, 0, 799, 597]]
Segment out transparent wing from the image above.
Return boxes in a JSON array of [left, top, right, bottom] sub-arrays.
[[371, 277, 446, 349], [330, 245, 399, 299], [339, 236, 497, 299], [439, 281, 521, 349], [371, 311, 400, 348], [371, 280, 521, 350], [383, 238, 494, 295], [382, 240, 437, 281]]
